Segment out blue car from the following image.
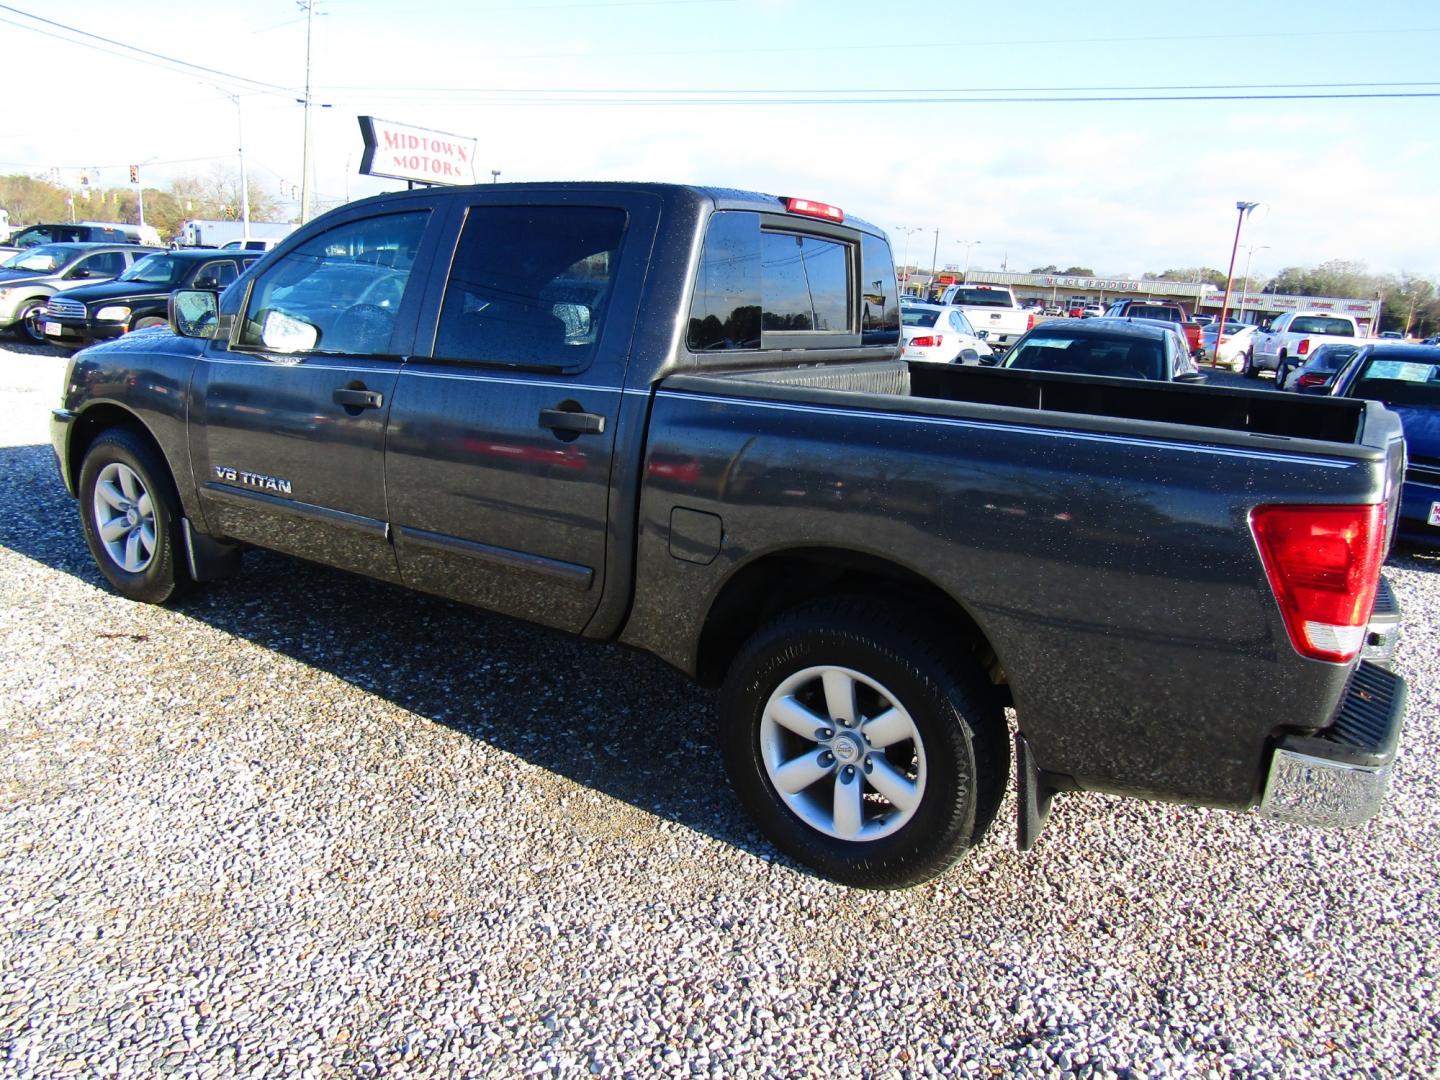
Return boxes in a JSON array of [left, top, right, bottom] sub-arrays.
[[1331, 342, 1440, 546]]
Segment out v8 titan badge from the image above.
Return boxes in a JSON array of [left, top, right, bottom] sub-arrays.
[[1429, 501, 1440, 527]]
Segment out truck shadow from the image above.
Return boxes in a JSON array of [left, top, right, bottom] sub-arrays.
[[0, 443, 772, 865]]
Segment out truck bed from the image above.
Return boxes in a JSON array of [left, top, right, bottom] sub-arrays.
[[680, 358, 1376, 448]]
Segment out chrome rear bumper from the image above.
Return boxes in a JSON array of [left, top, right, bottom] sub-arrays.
[[1259, 662, 1407, 828]]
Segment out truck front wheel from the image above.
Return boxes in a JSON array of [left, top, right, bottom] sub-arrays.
[[720, 598, 1006, 888], [78, 428, 188, 604]]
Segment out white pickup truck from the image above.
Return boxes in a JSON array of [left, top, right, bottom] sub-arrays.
[[938, 283, 1035, 353], [1246, 310, 1365, 381]]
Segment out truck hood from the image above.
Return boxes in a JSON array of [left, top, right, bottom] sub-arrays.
[[51, 279, 168, 305]]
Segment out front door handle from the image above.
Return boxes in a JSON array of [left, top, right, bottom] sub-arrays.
[[333, 387, 384, 409], [539, 408, 605, 435]]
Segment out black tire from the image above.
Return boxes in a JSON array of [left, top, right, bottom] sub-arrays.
[[1273, 352, 1289, 384], [1242, 349, 1259, 379], [77, 427, 189, 604], [720, 597, 1007, 889], [14, 298, 47, 344]]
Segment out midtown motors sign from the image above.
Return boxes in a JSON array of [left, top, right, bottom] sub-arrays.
[[358, 116, 478, 186]]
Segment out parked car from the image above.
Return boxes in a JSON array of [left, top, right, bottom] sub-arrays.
[[1278, 342, 1361, 393], [1081, 303, 1105, 318], [0, 221, 162, 255], [42, 248, 263, 348], [1193, 314, 1216, 328], [936, 283, 1034, 353], [997, 317, 1204, 382], [0, 243, 158, 343], [50, 181, 1407, 888], [1328, 343, 1440, 546], [900, 301, 992, 364], [1249, 310, 1364, 380], [1379, 331, 1404, 340], [1200, 320, 1259, 371], [1103, 299, 1204, 359]]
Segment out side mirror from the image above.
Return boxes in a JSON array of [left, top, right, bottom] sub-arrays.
[[976, 329, 989, 340], [170, 289, 220, 339], [67, 268, 91, 280], [957, 348, 981, 364]]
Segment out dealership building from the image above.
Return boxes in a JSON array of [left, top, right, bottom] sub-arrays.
[[914, 270, 1382, 335]]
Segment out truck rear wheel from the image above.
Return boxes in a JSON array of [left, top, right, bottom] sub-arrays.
[[720, 598, 1006, 888], [1242, 349, 1259, 379], [78, 427, 188, 604]]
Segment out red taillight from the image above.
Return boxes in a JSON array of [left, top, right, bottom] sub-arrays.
[[1250, 503, 1385, 663], [1298, 339, 1311, 355], [783, 197, 844, 223], [1297, 372, 1327, 387], [1218, 335, 1229, 344], [1026, 313, 1035, 331], [910, 334, 942, 348]]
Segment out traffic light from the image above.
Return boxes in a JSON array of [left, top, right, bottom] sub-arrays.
[[129, 164, 139, 184]]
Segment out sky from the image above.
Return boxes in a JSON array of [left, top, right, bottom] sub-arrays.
[[2, 0, 1437, 283]]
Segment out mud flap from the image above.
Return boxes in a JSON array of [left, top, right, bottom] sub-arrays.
[[1016, 732, 1056, 852]]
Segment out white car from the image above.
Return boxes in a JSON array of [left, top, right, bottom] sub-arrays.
[[900, 302, 994, 364], [1200, 320, 1258, 371]]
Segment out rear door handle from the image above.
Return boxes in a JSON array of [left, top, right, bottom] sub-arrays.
[[539, 408, 605, 435], [333, 388, 384, 409]]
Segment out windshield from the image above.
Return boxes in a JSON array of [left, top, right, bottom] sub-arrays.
[[1002, 333, 1166, 380], [950, 288, 1012, 308], [901, 307, 940, 328], [120, 254, 187, 285], [1350, 356, 1440, 408], [2, 245, 69, 273], [1290, 316, 1355, 335]]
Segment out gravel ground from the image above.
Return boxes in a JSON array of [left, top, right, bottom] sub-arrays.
[[1, 340, 1437, 1078]]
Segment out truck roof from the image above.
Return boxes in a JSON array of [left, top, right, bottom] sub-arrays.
[[312, 181, 888, 240]]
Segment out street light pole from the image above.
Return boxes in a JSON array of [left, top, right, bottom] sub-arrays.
[[956, 240, 981, 281], [894, 226, 922, 294], [929, 228, 940, 296], [1214, 201, 1259, 366], [1239, 243, 1269, 323]]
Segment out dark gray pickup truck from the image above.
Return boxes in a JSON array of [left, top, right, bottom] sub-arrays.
[[50, 183, 1409, 888]]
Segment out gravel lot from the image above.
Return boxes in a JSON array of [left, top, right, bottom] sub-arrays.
[[1, 340, 1437, 1078]]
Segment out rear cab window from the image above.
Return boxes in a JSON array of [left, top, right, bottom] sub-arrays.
[[687, 209, 898, 354]]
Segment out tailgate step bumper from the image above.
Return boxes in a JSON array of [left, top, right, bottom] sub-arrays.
[[1259, 661, 1407, 828]]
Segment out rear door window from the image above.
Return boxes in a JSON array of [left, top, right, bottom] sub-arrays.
[[433, 205, 627, 370]]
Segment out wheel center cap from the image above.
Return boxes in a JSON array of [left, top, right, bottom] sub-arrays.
[[126, 508, 140, 527], [831, 734, 862, 765]]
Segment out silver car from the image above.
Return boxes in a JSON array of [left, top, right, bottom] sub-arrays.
[[0, 242, 158, 343]]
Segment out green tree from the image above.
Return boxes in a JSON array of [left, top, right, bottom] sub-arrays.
[[1061, 265, 1094, 276], [1029, 264, 1059, 273]]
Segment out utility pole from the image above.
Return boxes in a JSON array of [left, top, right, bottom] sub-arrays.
[[299, 0, 315, 224]]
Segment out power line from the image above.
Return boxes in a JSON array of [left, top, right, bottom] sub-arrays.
[[312, 89, 1440, 107], [318, 79, 1440, 95], [0, 3, 295, 94], [313, 24, 1440, 64]]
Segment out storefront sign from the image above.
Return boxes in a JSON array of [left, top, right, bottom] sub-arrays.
[[358, 116, 478, 186]]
